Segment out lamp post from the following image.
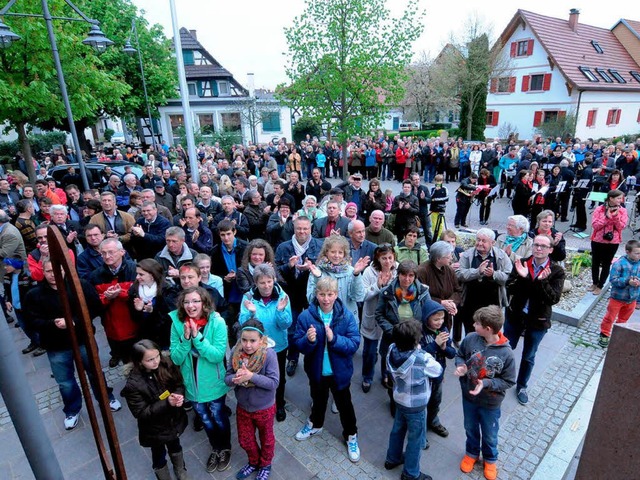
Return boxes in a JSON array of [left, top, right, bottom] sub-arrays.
[[0, 0, 115, 191], [123, 19, 157, 150]]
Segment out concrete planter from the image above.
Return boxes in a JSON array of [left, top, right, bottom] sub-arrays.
[[552, 283, 608, 327]]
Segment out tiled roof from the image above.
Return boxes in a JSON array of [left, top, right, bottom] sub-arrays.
[[500, 10, 640, 91], [184, 65, 233, 79]]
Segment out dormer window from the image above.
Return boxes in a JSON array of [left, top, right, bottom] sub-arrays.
[[630, 71, 640, 84], [609, 69, 626, 84], [596, 68, 613, 83], [591, 40, 603, 54], [579, 66, 599, 82]]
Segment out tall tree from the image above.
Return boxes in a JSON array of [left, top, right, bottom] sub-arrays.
[[277, 0, 425, 177]]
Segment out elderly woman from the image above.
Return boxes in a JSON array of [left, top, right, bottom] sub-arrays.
[[376, 259, 432, 415], [416, 241, 461, 332], [360, 244, 397, 393], [236, 239, 278, 294], [529, 210, 566, 262], [238, 263, 292, 422], [496, 214, 534, 263], [296, 195, 326, 221]]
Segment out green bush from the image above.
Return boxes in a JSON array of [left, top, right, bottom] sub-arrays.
[[0, 140, 19, 157], [293, 117, 323, 142], [104, 128, 115, 142], [0, 131, 68, 157], [397, 128, 462, 140]]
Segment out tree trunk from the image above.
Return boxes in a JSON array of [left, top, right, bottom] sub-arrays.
[[466, 100, 473, 140], [17, 122, 37, 183], [75, 120, 92, 157]]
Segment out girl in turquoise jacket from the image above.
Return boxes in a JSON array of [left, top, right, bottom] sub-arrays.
[[170, 286, 231, 474]]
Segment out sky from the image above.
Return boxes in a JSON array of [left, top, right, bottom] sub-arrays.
[[131, 0, 628, 91]]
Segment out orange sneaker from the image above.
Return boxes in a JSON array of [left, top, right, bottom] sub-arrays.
[[483, 461, 497, 480], [460, 455, 477, 473]]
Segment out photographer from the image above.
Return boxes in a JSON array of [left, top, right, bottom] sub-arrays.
[[590, 189, 628, 295]]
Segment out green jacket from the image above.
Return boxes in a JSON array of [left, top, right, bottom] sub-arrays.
[[169, 310, 229, 403], [394, 242, 429, 265]]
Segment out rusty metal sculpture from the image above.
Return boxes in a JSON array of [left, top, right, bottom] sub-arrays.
[[47, 226, 127, 480]]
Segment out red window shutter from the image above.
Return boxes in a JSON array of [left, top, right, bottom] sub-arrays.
[[490, 78, 498, 93], [522, 75, 530, 92], [510, 42, 517, 57], [542, 73, 552, 91], [558, 111, 566, 119], [615, 109, 621, 124], [493, 112, 500, 126], [637, 108, 640, 123], [527, 39, 534, 55], [606, 109, 614, 125], [509, 77, 516, 93], [586, 110, 595, 127], [533, 111, 543, 127]]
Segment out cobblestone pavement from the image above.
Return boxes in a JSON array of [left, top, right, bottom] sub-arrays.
[[1, 178, 630, 480]]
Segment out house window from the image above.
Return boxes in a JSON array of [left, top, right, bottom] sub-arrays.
[[579, 67, 599, 82], [221, 112, 241, 132], [262, 112, 281, 132], [187, 82, 197, 96], [198, 114, 214, 134], [591, 40, 603, 54], [193, 51, 211, 66], [486, 111, 499, 126], [169, 114, 184, 142], [631, 71, 640, 83], [609, 69, 626, 83], [511, 39, 534, 57], [201, 81, 214, 97], [530, 74, 544, 91], [586, 109, 597, 127], [543, 111, 559, 123], [517, 41, 529, 56], [497, 77, 513, 93], [218, 81, 230, 96], [606, 109, 621, 126], [596, 68, 613, 83]]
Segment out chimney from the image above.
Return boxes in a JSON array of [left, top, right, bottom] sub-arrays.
[[247, 73, 255, 97], [189, 29, 197, 39], [568, 8, 580, 32]]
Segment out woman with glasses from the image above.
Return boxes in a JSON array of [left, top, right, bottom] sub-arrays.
[[170, 286, 232, 474]]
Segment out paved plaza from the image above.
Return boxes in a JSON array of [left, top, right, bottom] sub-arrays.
[[1, 178, 636, 480]]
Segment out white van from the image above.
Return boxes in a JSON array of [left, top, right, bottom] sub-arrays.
[[399, 121, 421, 132]]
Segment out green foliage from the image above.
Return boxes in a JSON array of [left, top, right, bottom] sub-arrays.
[[104, 128, 115, 142], [536, 112, 578, 142], [569, 251, 592, 277], [459, 34, 490, 141], [210, 131, 242, 156], [0, 131, 67, 156], [293, 117, 323, 142], [394, 128, 460, 139], [278, 0, 426, 174]]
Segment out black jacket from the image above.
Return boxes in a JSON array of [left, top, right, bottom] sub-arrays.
[[120, 362, 188, 447]]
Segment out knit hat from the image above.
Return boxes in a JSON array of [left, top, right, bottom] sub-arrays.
[[346, 202, 358, 212]]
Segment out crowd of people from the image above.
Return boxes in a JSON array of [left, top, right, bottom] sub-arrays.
[[0, 132, 638, 480]]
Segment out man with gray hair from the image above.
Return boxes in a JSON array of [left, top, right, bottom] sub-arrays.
[[348, 220, 376, 266], [455, 228, 512, 343], [154, 226, 197, 280], [49, 204, 81, 256], [116, 173, 141, 210]]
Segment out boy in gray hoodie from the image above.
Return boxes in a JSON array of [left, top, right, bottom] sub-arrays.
[[384, 320, 443, 480], [454, 305, 516, 480]]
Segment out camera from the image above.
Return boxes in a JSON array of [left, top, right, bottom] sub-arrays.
[[603, 231, 614, 241]]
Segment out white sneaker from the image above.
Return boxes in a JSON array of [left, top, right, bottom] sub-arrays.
[[109, 399, 122, 412], [331, 401, 338, 414], [295, 420, 323, 441], [347, 434, 360, 462], [64, 413, 79, 430]]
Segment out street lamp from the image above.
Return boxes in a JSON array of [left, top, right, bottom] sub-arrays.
[[123, 19, 157, 150], [0, 0, 115, 191]]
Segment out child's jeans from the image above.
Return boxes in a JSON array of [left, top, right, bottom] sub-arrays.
[[426, 376, 444, 428], [193, 395, 231, 451], [600, 298, 636, 337], [309, 376, 357, 441], [236, 404, 276, 467], [462, 397, 501, 463], [361, 337, 379, 384], [385, 405, 426, 479]]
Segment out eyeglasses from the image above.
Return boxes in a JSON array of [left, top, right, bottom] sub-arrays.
[[532, 244, 551, 249], [183, 300, 202, 306]]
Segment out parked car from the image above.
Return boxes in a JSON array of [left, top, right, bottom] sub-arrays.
[[47, 162, 143, 190], [399, 122, 422, 132], [110, 132, 126, 145]]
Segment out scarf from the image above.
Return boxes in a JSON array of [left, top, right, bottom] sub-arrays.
[[292, 234, 311, 257], [395, 282, 417, 303], [230, 337, 269, 387], [138, 282, 157, 303], [504, 233, 528, 252], [190, 316, 208, 330], [317, 257, 351, 275]]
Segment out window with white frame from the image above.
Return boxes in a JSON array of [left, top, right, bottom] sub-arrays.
[[218, 81, 230, 96]]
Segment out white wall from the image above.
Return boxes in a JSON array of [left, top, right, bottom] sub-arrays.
[[575, 90, 640, 139]]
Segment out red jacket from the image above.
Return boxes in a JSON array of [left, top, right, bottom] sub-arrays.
[[89, 260, 137, 341], [395, 147, 407, 165]]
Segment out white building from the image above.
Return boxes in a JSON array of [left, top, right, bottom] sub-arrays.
[[486, 9, 640, 141], [158, 29, 292, 146]]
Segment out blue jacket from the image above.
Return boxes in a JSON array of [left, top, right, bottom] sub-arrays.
[[294, 298, 360, 390], [609, 255, 640, 303], [239, 283, 292, 352], [365, 148, 377, 167], [420, 299, 456, 379], [387, 344, 442, 411]]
